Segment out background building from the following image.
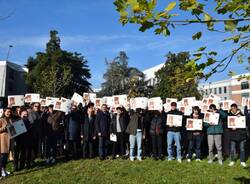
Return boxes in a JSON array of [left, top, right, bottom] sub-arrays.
[[142, 63, 249, 105], [143, 63, 164, 86], [0, 60, 28, 97], [198, 73, 250, 104]]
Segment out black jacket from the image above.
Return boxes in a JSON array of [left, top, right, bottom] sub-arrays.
[[82, 114, 96, 142], [149, 115, 165, 136], [228, 109, 248, 141], [64, 111, 84, 141], [186, 113, 204, 140], [166, 109, 184, 132], [110, 113, 128, 134], [95, 111, 111, 137]]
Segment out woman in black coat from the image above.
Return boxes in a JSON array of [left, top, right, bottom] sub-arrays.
[[186, 106, 204, 162], [149, 110, 165, 160], [82, 103, 96, 158]]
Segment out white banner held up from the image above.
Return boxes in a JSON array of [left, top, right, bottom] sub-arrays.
[[148, 97, 163, 111], [130, 97, 148, 110], [186, 118, 203, 131], [113, 95, 127, 107], [179, 106, 192, 116], [204, 112, 220, 125], [228, 116, 246, 129], [221, 100, 235, 111], [8, 95, 24, 107], [24, 93, 40, 103], [166, 114, 183, 127], [71, 92, 83, 106]]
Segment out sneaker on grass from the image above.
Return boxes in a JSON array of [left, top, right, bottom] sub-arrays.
[[187, 159, 191, 163], [177, 159, 182, 163], [195, 159, 201, 162], [240, 162, 247, 167], [218, 160, 223, 165], [228, 161, 235, 167], [207, 160, 213, 164]]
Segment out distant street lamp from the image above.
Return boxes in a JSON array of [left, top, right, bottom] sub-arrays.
[[6, 45, 13, 61]]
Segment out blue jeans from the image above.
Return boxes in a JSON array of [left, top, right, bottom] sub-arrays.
[[230, 140, 246, 162], [167, 131, 181, 160], [129, 131, 142, 159], [98, 137, 108, 159]]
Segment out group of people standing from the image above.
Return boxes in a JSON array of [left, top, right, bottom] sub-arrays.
[[0, 100, 250, 179]]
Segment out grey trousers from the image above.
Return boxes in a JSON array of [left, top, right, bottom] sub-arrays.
[[207, 134, 223, 160]]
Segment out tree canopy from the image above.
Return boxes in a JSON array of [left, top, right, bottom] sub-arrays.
[[98, 51, 149, 97], [152, 52, 201, 100], [25, 30, 91, 97], [114, 0, 250, 80]]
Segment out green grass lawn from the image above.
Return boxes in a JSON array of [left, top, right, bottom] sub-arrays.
[[2, 158, 250, 184]]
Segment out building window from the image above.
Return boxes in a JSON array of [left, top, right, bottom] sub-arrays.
[[242, 93, 250, 98], [214, 88, 217, 94], [224, 97, 227, 100], [205, 89, 208, 95], [224, 87, 227, 93], [241, 81, 249, 90], [219, 87, 222, 94], [209, 89, 212, 93]]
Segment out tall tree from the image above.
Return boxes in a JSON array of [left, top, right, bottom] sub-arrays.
[[114, 0, 250, 80], [152, 52, 201, 100], [99, 51, 148, 97], [25, 30, 91, 97]]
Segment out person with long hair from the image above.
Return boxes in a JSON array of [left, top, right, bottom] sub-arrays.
[[186, 106, 204, 162], [0, 108, 12, 178]]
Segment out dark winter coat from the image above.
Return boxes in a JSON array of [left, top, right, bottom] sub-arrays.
[[95, 111, 111, 137], [228, 109, 248, 141], [82, 114, 96, 142], [64, 111, 84, 141]]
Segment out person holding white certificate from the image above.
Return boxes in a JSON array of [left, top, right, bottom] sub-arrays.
[[0, 108, 13, 178], [166, 102, 183, 163], [186, 106, 204, 162], [228, 104, 248, 168], [204, 104, 227, 165]]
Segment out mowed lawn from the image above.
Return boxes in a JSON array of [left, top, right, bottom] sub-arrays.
[[2, 158, 250, 184]]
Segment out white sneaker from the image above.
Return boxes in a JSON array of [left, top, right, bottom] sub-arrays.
[[177, 159, 182, 163], [240, 162, 247, 167], [195, 159, 201, 162], [218, 160, 223, 165], [168, 158, 173, 161], [130, 157, 134, 162], [228, 161, 235, 167], [1, 170, 6, 177], [137, 157, 142, 162], [208, 160, 213, 164], [5, 171, 10, 175], [187, 159, 191, 162]]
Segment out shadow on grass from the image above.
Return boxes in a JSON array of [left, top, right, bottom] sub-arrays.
[[234, 177, 250, 184], [11, 157, 70, 177], [234, 167, 250, 184]]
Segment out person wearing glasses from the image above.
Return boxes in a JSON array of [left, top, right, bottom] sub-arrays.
[[28, 102, 45, 163]]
